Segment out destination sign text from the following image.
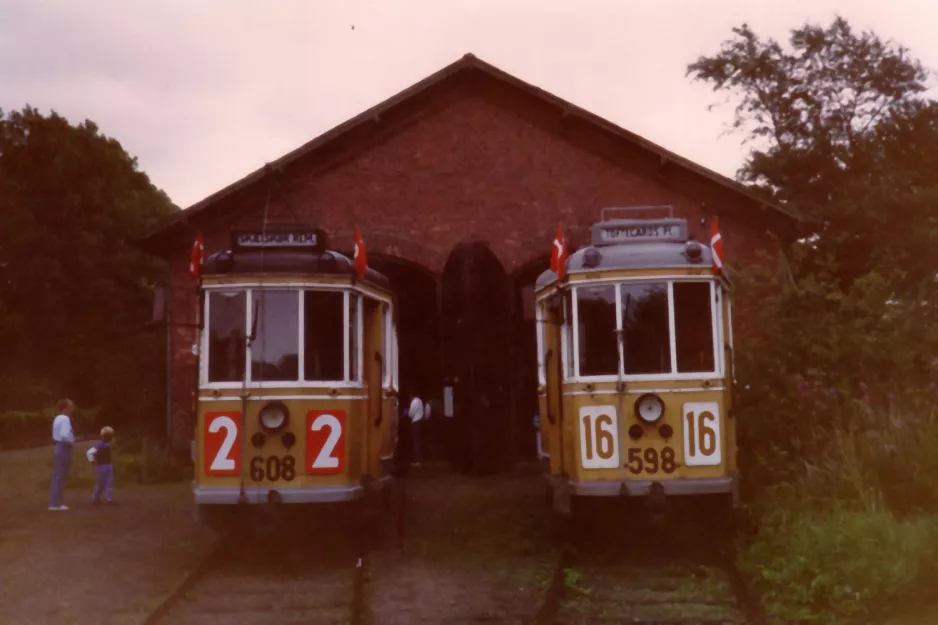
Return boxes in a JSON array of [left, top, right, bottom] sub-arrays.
[[235, 231, 319, 248], [600, 224, 679, 243]]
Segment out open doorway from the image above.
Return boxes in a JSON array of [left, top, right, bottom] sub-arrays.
[[365, 255, 440, 466], [511, 256, 551, 462], [441, 241, 512, 474]]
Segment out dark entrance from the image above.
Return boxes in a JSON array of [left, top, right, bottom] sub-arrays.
[[366, 255, 440, 466], [441, 241, 512, 474], [510, 256, 551, 462]]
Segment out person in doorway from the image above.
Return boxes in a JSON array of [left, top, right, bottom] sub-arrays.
[[87, 426, 116, 504], [49, 398, 76, 511], [409, 393, 425, 466]]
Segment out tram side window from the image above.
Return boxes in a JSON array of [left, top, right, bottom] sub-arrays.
[[620, 282, 670, 374], [576, 285, 618, 376], [251, 290, 299, 382], [207, 291, 246, 382], [562, 294, 574, 378], [349, 295, 361, 381], [673, 282, 715, 373], [304, 290, 344, 381], [382, 303, 392, 387]]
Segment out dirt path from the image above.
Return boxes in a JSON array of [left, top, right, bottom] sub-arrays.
[[0, 443, 214, 625], [543, 499, 748, 625], [1, 447, 757, 625], [366, 465, 559, 624]]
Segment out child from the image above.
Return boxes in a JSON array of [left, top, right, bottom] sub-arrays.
[[86, 426, 115, 504]]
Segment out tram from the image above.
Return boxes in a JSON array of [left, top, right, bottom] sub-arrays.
[[534, 207, 737, 517], [191, 227, 399, 531]]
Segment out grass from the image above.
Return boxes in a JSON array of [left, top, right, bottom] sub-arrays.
[[0, 443, 214, 625], [886, 606, 938, 625]]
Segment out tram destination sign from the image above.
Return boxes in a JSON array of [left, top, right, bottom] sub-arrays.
[[232, 229, 326, 251], [592, 218, 687, 246]]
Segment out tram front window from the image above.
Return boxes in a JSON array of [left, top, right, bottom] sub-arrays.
[[673, 282, 715, 373], [620, 282, 670, 374], [304, 290, 345, 381], [207, 291, 246, 382], [576, 285, 618, 376], [251, 290, 299, 382]]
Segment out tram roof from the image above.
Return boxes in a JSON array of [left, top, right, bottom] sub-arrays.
[[535, 215, 722, 290], [203, 247, 391, 289]]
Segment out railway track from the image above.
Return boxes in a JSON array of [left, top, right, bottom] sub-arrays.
[[143, 485, 401, 625], [140, 472, 765, 624], [534, 498, 767, 625]]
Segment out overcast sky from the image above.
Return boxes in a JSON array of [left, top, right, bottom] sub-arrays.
[[2, 0, 937, 209]]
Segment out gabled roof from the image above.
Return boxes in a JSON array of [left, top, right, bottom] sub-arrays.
[[138, 53, 800, 255]]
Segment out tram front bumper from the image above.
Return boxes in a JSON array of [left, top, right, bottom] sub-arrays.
[[547, 472, 739, 511], [194, 484, 363, 505], [569, 476, 737, 498]]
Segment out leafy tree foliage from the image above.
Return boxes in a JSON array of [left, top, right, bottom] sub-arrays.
[[0, 106, 178, 432], [688, 17, 938, 294], [690, 18, 938, 621], [688, 16, 938, 428]]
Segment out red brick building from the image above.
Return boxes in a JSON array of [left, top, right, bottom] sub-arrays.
[[139, 53, 799, 465]]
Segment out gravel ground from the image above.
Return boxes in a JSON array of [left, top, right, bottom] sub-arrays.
[[0, 442, 215, 625], [0, 446, 756, 625], [366, 464, 560, 625]]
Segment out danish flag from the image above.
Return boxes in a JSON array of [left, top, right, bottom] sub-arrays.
[[353, 226, 368, 279], [710, 216, 724, 275], [550, 223, 568, 280], [189, 232, 204, 280]]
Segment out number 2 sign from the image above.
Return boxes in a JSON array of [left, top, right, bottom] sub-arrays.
[[306, 410, 346, 475], [204, 412, 242, 477]]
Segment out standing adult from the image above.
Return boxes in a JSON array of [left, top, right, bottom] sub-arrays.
[[409, 393, 425, 466], [49, 398, 76, 511]]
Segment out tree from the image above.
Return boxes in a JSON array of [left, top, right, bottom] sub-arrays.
[[687, 17, 929, 212], [688, 18, 938, 497], [0, 106, 179, 430], [687, 17, 938, 294]]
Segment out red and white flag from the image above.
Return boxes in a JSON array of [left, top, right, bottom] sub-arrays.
[[550, 223, 568, 280], [354, 226, 368, 279], [710, 217, 724, 275], [189, 232, 204, 280]]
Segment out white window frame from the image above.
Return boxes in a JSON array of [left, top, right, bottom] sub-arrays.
[[382, 303, 395, 389], [566, 277, 725, 383], [199, 281, 391, 390], [535, 301, 547, 387], [391, 318, 399, 391]]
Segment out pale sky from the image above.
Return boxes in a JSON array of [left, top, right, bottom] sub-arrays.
[[2, 0, 937, 209]]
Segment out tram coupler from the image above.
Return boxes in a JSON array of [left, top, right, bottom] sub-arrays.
[[644, 481, 670, 523]]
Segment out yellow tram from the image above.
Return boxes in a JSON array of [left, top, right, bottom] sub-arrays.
[[534, 207, 737, 516], [192, 228, 399, 530]]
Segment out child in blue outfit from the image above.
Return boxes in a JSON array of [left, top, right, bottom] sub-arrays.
[[86, 426, 115, 504]]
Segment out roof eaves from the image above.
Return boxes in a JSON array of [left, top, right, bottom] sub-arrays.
[[138, 52, 801, 253]]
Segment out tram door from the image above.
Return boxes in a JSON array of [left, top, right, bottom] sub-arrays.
[[542, 295, 565, 474], [363, 297, 384, 477], [441, 242, 512, 474]]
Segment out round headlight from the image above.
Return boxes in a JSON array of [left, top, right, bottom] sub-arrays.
[[634, 393, 664, 424], [259, 402, 289, 433]]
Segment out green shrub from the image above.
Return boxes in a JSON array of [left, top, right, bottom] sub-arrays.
[[739, 502, 938, 624], [110, 437, 187, 484]]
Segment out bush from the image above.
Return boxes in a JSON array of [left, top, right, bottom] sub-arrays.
[[739, 501, 938, 624], [110, 437, 187, 485], [737, 412, 938, 624], [0, 404, 101, 449]]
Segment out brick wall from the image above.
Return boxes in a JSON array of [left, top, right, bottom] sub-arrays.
[[164, 82, 785, 455]]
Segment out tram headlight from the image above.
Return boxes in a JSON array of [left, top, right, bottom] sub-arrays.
[[634, 393, 665, 424], [259, 402, 289, 433]]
